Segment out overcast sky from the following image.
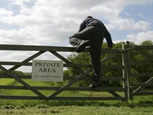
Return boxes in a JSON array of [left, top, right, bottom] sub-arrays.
[[0, 0, 153, 72], [0, 0, 153, 46]]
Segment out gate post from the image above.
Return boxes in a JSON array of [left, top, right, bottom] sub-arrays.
[[122, 42, 130, 101]]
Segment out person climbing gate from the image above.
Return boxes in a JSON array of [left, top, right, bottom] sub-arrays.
[[69, 16, 113, 88]]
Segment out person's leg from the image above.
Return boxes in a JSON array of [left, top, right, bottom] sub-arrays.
[[69, 37, 89, 53], [88, 27, 104, 88], [89, 38, 102, 88], [70, 26, 95, 53], [69, 37, 81, 46], [71, 26, 95, 40]]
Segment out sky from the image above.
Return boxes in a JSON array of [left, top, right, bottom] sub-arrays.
[[0, 0, 153, 72]]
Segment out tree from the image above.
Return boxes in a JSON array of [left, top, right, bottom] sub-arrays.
[[64, 41, 153, 87], [131, 40, 153, 83]]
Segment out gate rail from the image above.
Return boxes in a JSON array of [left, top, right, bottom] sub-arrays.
[[0, 43, 153, 101], [124, 43, 153, 100]]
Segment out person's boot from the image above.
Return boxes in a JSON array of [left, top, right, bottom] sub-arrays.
[[76, 40, 89, 53], [89, 77, 101, 88]]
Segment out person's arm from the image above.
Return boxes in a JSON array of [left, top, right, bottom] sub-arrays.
[[105, 30, 113, 48], [103, 26, 113, 48]]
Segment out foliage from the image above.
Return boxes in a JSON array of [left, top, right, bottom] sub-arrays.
[[65, 52, 92, 87], [65, 40, 153, 87], [130, 40, 153, 84]]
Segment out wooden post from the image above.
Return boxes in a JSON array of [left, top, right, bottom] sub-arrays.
[[126, 41, 132, 100], [122, 42, 130, 101]]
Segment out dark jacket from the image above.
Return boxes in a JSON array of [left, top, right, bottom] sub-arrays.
[[78, 17, 113, 48]]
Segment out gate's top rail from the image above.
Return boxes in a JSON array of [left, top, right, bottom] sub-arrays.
[[125, 44, 153, 49], [0, 44, 121, 53], [0, 44, 76, 52]]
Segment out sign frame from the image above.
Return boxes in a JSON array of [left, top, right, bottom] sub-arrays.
[[32, 60, 63, 81]]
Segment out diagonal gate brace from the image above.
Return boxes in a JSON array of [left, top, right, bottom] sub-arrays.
[[9, 51, 45, 71], [133, 77, 153, 93], [0, 65, 47, 100], [47, 69, 92, 100]]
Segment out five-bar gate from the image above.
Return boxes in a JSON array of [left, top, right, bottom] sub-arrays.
[[0, 43, 152, 101]]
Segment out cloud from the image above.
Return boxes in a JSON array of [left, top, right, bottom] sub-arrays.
[[126, 31, 153, 44], [0, 0, 153, 72], [0, 8, 13, 16], [110, 18, 150, 30], [0, 0, 152, 45], [0, 0, 152, 46]]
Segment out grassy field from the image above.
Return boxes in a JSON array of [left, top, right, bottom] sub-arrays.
[[0, 95, 153, 115], [1, 78, 153, 115], [0, 99, 153, 115], [0, 105, 153, 115]]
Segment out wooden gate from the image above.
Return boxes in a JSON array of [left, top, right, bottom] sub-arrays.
[[0, 44, 128, 101], [124, 44, 153, 100]]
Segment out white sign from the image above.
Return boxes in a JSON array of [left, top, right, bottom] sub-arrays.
[[32, 60, 63, 81]]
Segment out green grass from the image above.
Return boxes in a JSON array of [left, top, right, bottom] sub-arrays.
[[1, 78, 153, 115], [0, 95, 153, 115], [0, 78, 15, 85], [0, 103, 153, 115]]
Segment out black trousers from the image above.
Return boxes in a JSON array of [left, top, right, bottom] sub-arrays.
[[69, 26, 104, 80]]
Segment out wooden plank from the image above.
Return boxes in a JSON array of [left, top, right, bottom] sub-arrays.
[[101, 77, 124, 81], [127, 44, 131, 100], [121, 47, 135, 52], [133, 92, 153, 96], [0, 95, 125, 100], [0, 61, 91, 68], [101, 53, 117, 64], [132, 82, 153, 87], [9, 51, 45, 71], [122, 44, 130, 101], [0, 74, 124, 81], [0, 95, 40, 100], [0, 74, 31, 79], [102, 65, 124, 69], [131, 72, 153, 77], [0, 61, 123, 69], [133, 77, 153, 93], [0, 65, 47, 100], [0, 44, 76, 52], [99, 85, 121, 97], [47, 69, 92, 99], [0, 61, 91, 69], [133, 46, 153, 50], [0, 61, 31, 66], [50, 51, 71, 64], [0, 74, 73, 80], [0, 86, 124, 92], [0, 74, 85, 80], [50, 51, 85, 73], [0, 44, 121, 53], [0, 45, 150, 53]]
